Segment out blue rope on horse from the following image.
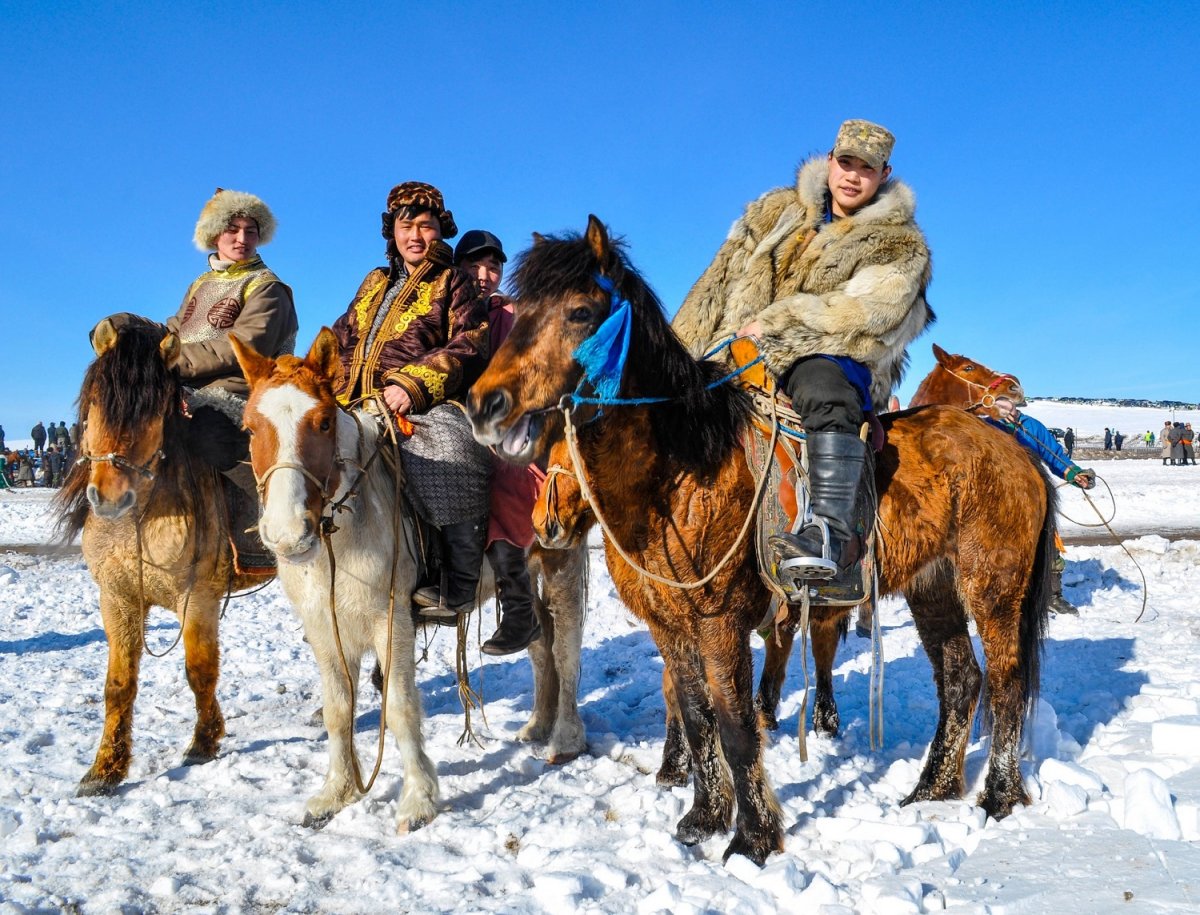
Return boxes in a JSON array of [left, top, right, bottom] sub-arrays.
[[568, 277, 763, 409]]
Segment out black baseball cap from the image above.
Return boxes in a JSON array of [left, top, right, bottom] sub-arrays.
[[454, 229, 506, 264]]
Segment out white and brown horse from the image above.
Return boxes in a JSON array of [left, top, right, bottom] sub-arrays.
[[232, 330, 439, 831]]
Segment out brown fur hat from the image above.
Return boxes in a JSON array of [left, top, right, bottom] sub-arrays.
[[193, 188, 277, 251], [382, 181, 457, 239]]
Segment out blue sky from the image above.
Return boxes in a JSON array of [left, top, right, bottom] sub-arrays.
[[2, 1, 1197, 443]]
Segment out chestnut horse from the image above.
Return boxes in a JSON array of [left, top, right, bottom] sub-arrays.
[[57, 318, 265, 795], [469, 217, 1056, 864], [909, 342, 1025, 410]]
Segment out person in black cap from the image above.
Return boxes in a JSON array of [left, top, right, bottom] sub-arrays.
[[436, 230, 544, 654]]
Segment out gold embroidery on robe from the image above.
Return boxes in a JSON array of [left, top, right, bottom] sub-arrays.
[[399, 364, 447, 402], [394, 282, 434, 335]]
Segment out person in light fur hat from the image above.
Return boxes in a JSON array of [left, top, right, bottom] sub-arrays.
[[672, 119, 933, 591]]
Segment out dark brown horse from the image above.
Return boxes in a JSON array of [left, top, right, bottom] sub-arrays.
[[469, 217, 1056, 864], [57, 318, 264, 795]]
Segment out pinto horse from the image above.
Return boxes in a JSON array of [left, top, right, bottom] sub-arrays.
[[469, 217, 1056, 864], [231, 329, 440, 831], [57, 317, 266, 795], [909, 343, 1025, 410]]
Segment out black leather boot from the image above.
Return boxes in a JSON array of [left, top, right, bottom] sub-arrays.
[[415, 518, 487, 621], [770, 431, 866, 586], [1049, 567, 1079, 615], [481, 540, 542, 656]]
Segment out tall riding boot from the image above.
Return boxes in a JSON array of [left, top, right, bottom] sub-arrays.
[[223, 461, 274, 574], [481, 540, 543, 656], [1049, 566, 1079, 615], [770, 432, 866, 586], [415, 518, 487, 622]]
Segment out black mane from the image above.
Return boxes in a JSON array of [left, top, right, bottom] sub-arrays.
[[510, 229, 751, 477]]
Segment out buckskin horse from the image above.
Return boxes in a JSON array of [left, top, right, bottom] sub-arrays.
[[57, 317, 266, 795], [468, 217, 1056, 864]]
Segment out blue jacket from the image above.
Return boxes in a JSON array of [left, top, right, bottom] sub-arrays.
[[986, 412, 1079, 481]]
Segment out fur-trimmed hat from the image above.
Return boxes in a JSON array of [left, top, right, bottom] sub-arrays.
[[382, 181, 457, 239], [193, 188, 277, 251]]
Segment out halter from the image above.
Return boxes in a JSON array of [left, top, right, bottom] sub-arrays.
[[940, 363, 1021, 413], [76, 449, 166, 481]]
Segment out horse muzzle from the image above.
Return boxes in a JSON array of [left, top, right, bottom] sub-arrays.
[[86, 484, 136, 520]]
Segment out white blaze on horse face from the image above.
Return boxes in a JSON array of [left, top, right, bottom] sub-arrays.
[[256, 383, 322, 560]]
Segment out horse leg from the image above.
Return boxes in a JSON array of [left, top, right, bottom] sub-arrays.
[[656, 635, 733, 847], [901, 561, 982, 806], [657, 667, 691, 786], [181, 596, 225, 766], [376, 615, 439, 832], [540, 544, 587, 764], [701, 615, 783, 865], [974, 614, 1031, 819], [754, 618, 795, 732], [811, 607, 849, 737], [518, 587, 558, 744], [303, 635, 363, 828], [78, 592, 144, 795]]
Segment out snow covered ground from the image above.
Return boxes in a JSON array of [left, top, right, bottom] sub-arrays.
[[2, 422, 1199, 912]]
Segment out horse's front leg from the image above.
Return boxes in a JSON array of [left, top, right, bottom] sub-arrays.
[[657, 667, 691, 786], [755, 615, 796, 732], [702, 613, 783, 865], [375, 614, 439, 832], [655, 633, 733, 847], [303, 626, 363, 829], [180, 595, 225, 766], [78, 592, 145, 796], [810, 607, 849, 737]]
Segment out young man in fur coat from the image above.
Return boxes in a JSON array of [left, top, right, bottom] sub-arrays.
[[672, 119, 933, 590]]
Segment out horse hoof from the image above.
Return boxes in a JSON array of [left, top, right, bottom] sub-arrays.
[[76, 777, 120, 798], [547, 750, 582, 766], [757, 709, 780, 732], [302, 811, 334, 830], [675, 809, 726, 846], [722, 830, 779, 866], [182, 747, 218, 767], [813, 706, 840, 738]]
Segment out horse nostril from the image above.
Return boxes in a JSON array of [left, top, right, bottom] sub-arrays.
[[481, 389, 511, 425]]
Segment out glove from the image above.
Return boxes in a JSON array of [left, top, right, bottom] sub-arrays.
[[1067, 467, 1095, 490]]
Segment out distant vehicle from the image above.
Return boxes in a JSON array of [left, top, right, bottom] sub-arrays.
[[1047, 427, 1065, 441]]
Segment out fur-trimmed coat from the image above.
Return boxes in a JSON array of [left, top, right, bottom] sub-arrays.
[[672, 156, 933, 410]]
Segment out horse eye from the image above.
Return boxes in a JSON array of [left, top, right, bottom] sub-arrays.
[[568, 306, 592, 323], [319, 419, 331, 432], [962, 364, 975, 372]]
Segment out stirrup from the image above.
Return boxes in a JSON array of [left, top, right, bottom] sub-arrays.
[[772, 518, 838, 586]]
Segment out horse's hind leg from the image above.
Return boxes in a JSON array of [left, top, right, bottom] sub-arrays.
[[181, 597, 225, 766], [535, 544, 587, 764], [377, 618, 439, 832], [702, 614, 783, 865], [972, 588, 1036, 819], [811, 607, 849, 737], [901, 561, 982, 806], [78, 593, 144, 795], [658, 667, 691, 786], [657, 636, 733, 846], [755, 618, 795, 732]]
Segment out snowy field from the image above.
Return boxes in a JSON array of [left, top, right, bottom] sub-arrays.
[[2, 422, 1200, 912]]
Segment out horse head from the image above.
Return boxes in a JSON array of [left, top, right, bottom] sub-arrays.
[[532, 436, 594, 549], [76, 317, 181, 520], [232, 328, 348, 564], [909, 343, 1025, 411], [468, 215, 632, 464]]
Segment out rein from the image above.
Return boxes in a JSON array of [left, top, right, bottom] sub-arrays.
[[939, 364, 1021, 412]]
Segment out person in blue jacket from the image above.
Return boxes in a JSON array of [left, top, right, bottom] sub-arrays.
[[985, 396, 1095, 615]]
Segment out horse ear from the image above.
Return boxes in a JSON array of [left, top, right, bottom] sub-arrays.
[[531, 231, 546, 246], [932, 343, 951, 365], [230, 334, 274, 389], [91, 318, 118, 356], [159, 332, 181, 367], [585, 215, 610, 265], [306, 327, 342, 382]]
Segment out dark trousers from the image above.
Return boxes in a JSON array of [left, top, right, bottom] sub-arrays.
[[782, 357, 864, 435]]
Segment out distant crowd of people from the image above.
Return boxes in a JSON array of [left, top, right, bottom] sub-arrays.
[[1161, 421, 1196, 466], [0, 421, 79, 490]]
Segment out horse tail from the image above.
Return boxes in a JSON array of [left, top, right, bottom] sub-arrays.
[[1018, 465, 1057, 710]]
